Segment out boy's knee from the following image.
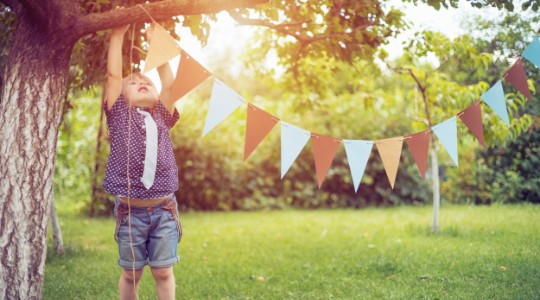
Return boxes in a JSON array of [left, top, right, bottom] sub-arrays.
[[151, 267, 174, 282], [122, 268, 144, 283]]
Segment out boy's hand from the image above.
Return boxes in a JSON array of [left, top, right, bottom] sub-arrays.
[[145, 23, 155, 42], [111, 6, 129, 36]]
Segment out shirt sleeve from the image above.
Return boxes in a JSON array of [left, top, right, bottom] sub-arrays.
[[104, 95, 128, 131], [157, 101, 180, 129]]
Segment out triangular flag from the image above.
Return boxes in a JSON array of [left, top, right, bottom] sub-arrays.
[[171, 50, 211, 101], [481, 81, 510, 126], [311, 134, 341, 189], [202, 79, 245, 137], [432, 116, 459, 166], [375, 137, 403, 189], [405, 130, 431, 179], [244, 104, 279, 160], [143, 24, 180, 74], [459, 100, 485, 147], [281, 122, 311, 179], [523, 35, 540, 68], [343, 140, 373, 193], [504, 58, 532, 100]]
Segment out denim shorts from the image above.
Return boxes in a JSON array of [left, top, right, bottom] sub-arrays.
[[114, 196, 182, 269]]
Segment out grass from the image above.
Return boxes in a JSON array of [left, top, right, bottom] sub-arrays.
[[44, 204, 540, 299]]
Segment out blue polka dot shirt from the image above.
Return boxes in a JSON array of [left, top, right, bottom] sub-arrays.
[[102, 95, 180, 199]]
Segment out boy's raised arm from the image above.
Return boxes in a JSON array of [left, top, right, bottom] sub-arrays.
[[146, 23, 177, 115], [157, 63, 176, 115], [106, 24, 129, 110]]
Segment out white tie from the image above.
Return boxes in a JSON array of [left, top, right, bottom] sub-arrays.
[[136, 108, 158, 189]]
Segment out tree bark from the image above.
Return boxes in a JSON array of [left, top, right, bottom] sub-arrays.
[[0, 7, 77, 298]]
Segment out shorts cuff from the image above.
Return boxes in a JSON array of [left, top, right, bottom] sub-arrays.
[[118, 259, 147, 270], [148, 255, 179, 268]]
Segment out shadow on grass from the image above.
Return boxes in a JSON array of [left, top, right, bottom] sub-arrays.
[[406, 224, 469, 238]]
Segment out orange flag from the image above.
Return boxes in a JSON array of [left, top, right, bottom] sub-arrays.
[[459, 100, 485, 147], [504, 58, 532, 100], [170, 50, 211, 101], [311, 134, 341, 188], [375, 137, 403, 189], [143, 24, 180, 74], [244, 104, 279, 160], [405, 130, 431, 179]]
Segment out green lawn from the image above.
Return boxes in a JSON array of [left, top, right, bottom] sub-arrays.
[[44, 204, 540, 299]]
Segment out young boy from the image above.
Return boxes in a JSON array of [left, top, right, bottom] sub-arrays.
[[104, 23, 181, 300]]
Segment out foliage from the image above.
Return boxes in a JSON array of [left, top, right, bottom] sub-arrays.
[[239, 0, 406, 78], [0, 5, 14, 88], [442, 12, 540, 205], [403, 0, 539, 11], [44, 205, 540, 299], [443, 116, 540, 204], [54, 88, 102, 212]]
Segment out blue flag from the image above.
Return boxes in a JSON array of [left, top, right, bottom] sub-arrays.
[[343, 140, 373, 193], [432, 116, 458, 166], [202, 79, 245, 137], [481, 81, 510, 126], [281, 122, 311, 178], [523, 35, 540, 68]]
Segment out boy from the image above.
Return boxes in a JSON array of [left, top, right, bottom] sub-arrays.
[[104, 23, 181, 300]]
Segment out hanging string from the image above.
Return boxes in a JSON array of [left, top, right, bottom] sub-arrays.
[[126, 23, 139, 300], [137, 4, 158, 24]]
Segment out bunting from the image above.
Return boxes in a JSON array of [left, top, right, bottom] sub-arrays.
[[481, 81, 510, 126], [504, 58, 532, 100], [281, 122, 311, 179], [244, 104, 279, 160], [459, 100, 485, 147], [343, 140, 373, 193], [311, 134, 341, 188], [405, 130, 431, 179], [143, 24, 180, 74], [140, 21, 540, 193], [202, 79, 245, 137], [170, 50, 212, 101], [376, 137, 403, 189], [432, 116, 459, 166]]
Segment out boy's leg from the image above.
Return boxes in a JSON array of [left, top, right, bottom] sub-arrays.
[[151, 267, 175, 300], [119, 268, 144, 300]]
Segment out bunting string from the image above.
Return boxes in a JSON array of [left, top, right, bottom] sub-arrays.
[[140, 19, 539, 192]]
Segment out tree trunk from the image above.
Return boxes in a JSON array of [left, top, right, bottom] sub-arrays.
[[50, 198, 65, 255], [0, 11, 76, 298], [430, 141, 440, 233]]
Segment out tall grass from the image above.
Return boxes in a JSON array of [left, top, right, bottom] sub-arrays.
[[45, 204, 540, 299]]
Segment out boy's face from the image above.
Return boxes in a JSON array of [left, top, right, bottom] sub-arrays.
[[122, 74, 159, 108]]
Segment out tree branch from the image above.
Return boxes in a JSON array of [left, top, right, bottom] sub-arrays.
[[386, 60, 432, 126], [227, 9, 305, 40], [76, 0, 269, 37], [228, 9, 372, 45]]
